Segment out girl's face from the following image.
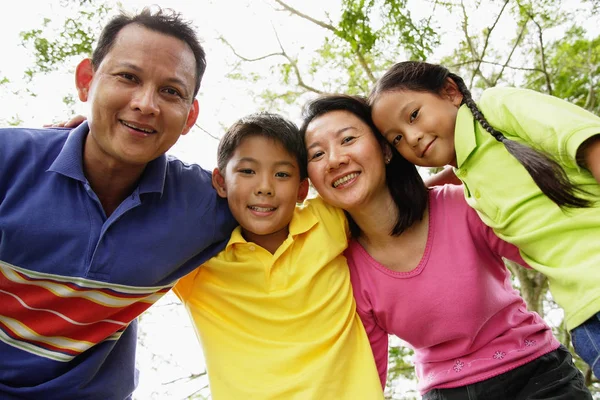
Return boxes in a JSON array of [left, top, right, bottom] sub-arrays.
[[304, 110, 389, 211], [371, 83, 462, 168]]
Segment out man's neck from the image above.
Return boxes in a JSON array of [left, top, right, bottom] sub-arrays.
[[85, 163, 145, 217], [82, 140, 147, 218]]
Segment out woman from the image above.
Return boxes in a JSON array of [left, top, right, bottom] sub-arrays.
[[300, 94, 591, 399]]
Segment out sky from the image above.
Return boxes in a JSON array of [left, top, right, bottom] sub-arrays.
[[1, 1, 598, 398]]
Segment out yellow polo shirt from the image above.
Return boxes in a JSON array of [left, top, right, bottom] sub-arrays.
[[174, 197, 383, 399], [454, 87, 600, 330]]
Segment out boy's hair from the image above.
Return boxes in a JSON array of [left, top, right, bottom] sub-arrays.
[[92, 6, 206, 98], [299, 94, 428, 238], [217, 112, 308, 180], [369, 60, 591, 208]]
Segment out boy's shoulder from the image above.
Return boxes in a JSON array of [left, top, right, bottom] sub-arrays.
[[291, 196, 347, 237], [296, 196, 343, 219]]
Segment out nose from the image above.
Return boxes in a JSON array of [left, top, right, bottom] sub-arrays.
[[405, 127, 424, 148], [326, 148, 349, 171], [255, 174, 274, 196], [130, 86, 160, 115]]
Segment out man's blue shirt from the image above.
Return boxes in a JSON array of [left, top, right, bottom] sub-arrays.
[[0, 122, 236, 399]]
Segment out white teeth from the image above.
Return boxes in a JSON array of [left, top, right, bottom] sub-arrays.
[[122, 121, 155, 133], [249, 206, 275, 212], [333, 173, 359, 188]]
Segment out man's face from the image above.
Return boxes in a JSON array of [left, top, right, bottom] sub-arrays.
[[76, 23, 199, 167]]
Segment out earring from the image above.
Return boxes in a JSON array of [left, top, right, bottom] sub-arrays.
[[385, 155, 392, 164]]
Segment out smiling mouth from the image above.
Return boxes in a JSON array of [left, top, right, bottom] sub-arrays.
[[332, 172, 359, 188], [248, 205, 276, 212], [121, 120, 157, 134], [421, 138, 436, 158]]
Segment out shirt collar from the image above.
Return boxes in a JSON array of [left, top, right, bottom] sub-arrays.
[[47, 121, 168, 195], [225, 200, 319, 251], [454, 104, 478, 168]]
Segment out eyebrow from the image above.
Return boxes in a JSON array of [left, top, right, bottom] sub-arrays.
[[236, 157, 298, 169], [116, 62, 191, 97], [307, 126, 356, 150]]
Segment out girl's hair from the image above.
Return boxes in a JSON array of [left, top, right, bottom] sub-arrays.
[[299, 94, 428, 238], [369, 61, 591, 208]]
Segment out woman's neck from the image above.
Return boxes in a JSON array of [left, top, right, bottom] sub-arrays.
[[347, 188, 430, 272], [346, 189, 399, 244]]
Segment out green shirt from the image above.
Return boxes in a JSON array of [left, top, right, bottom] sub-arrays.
[[454, 87, 600, 330]]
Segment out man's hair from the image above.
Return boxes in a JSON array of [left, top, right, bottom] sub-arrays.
[[217, 112, 308, 180], [92, 6, 206, 98]]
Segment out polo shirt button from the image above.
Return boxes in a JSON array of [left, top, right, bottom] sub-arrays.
[[249, 245, 256, 251], [474, 190, 481, 199]]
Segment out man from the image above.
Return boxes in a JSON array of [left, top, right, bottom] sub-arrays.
[[0, 8, 235, 399]]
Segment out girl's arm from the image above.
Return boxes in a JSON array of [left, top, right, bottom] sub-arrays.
[[423, 166, 462, 187], [577, 134, 600, 184]]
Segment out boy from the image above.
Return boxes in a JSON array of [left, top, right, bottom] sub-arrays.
[[174, 112, 383, 399]]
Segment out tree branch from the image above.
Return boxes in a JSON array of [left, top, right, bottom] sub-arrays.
[[525, 9, 553, 95], [272, 27, 324, 94], [272, 0, 336, 32], [194, 123, 220, 141], [450, 59, 544, 73], [471, 0, 509, 87], [220, 36, 283, 62], [163, 371, 207, 386], [492, 15, 529, 86], [459, 0, 492, 87]]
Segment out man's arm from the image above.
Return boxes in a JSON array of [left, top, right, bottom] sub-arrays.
[[577, 134, 600, 184], [423, 166, 462, 187]]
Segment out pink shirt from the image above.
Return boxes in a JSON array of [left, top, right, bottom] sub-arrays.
[[346, 185, 559, 394]]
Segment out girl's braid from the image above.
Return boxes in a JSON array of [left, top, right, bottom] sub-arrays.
[[447, 73, 591, 208]]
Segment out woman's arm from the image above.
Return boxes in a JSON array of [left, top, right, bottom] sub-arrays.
[[577, 134, 600, 184], [356, 306, 390, 389]]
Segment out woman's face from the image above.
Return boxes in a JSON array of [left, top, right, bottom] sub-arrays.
[[304, 110, 389, 211]]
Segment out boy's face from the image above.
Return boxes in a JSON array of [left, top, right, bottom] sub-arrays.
[[213, 135, 308, 249]]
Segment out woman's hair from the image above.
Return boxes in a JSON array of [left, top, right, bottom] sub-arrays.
[[299, 94, 428, 237], [369, 61, 591, 208]]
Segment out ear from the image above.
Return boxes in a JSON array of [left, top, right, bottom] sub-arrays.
[[443, 77, 463, 107], [297, 179, 309, 203], [212, 167, 228, 198], [75, 59, 94, 102], [382, 144, 393, 164], [181, 99, 200, 135]]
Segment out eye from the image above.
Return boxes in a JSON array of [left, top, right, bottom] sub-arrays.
[[409, 109, 419, 123], [238, 168, 255, 175], [391, 135, 402, 146], [118, 73, 137, 82], [163, 87, 183, 97], [275, 171, 291, 178], [342, 136, 356, 144], [309, 150, 324, 161]]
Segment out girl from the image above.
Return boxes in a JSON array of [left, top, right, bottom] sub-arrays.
[[368, 61, 600, 379], [300, 94, 591, 399]]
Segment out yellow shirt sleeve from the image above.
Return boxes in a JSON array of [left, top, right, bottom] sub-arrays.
[[172, 267, 201, 302]]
